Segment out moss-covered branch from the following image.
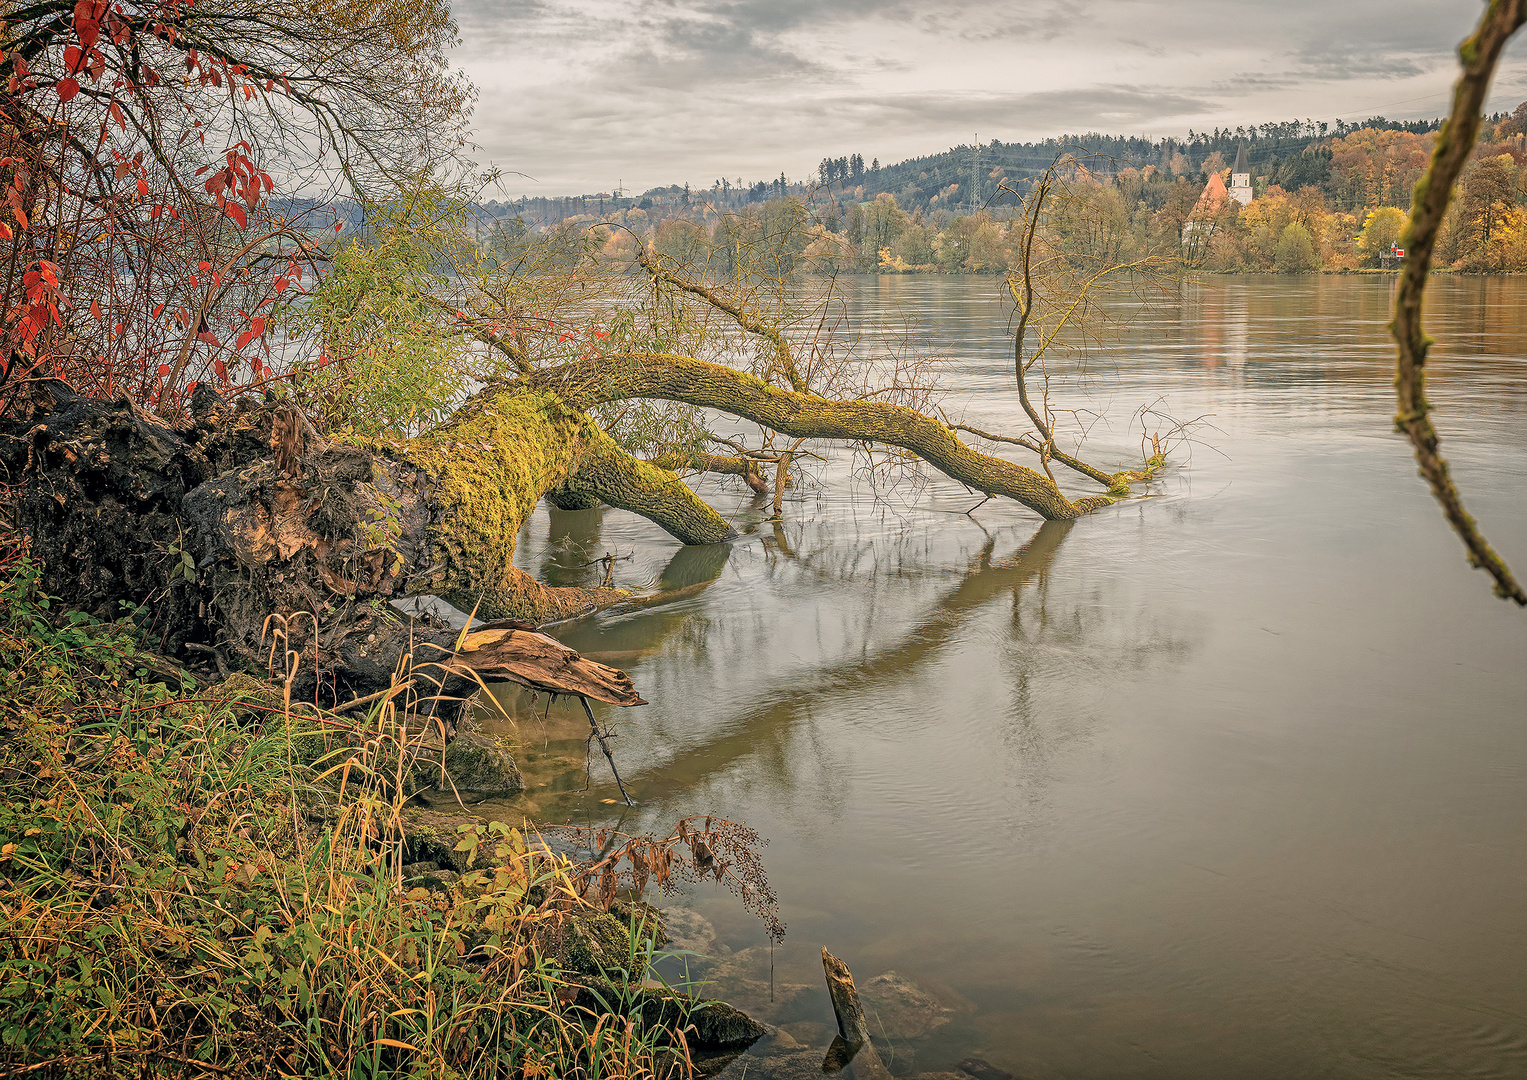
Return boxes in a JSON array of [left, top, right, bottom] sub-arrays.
[[537, 353, 1115, 520], [557, 439, 739, 546], [649, 450, 772, 494], [1392, 0, 1527, 605], [403, 385, 735, 618]]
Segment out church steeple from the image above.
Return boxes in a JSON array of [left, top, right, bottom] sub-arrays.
[[1229, 141, 1253, 206]]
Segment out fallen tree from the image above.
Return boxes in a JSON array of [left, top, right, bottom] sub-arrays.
[[1, 319, 1136, 711], [1, 0, 1164, 716]]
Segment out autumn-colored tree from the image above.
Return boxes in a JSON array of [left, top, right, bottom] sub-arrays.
[[1356, 206, 1408, 264], [857, 193, 911, 265], [1273, 222, 1319, 270], [1495, 98, 1527, 137], [1329, 128, 1434, 210], [1456, 154, 1520, 259], [0, 0, 469, 412]]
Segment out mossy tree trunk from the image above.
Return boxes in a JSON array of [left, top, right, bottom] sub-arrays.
[[536, 353, 1119, 519], [0, 381, 726, 711], [2, 348, 1119, 709]]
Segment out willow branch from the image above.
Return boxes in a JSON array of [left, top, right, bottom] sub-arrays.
[[637, 249, 808, 393], [1012, 174, 1051, 443], [1392, 0, 1527, 605], [416, 292, 532, 374]]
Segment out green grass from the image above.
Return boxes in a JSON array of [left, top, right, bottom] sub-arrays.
[[0, 544, 694, 1080]]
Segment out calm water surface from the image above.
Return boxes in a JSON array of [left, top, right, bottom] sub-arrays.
[[480, 275, 1527, 1079]]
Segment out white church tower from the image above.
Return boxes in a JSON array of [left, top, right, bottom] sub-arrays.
[[1229, 142, 1253, 206]]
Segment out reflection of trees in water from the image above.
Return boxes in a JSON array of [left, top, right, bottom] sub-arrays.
[[535, 505, 612, 588], [623, 519, 1195, 807], [993, 530, 1199, 776], [1161, 277, 1527, 409], [491, 507, 1198, 824]]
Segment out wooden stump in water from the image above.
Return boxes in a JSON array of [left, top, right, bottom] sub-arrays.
[[821, 948, 892, 1080], [823, 947, 872, 1046]]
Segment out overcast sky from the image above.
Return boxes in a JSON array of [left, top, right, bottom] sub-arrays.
[[451, 0, 1527, 198]]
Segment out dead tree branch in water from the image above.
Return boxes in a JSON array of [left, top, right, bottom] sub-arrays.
[[1392, 0, 1527, 606], [999, 152, 1179, 492]]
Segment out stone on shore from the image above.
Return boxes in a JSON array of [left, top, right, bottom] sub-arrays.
[[410, 731, 524, 803]]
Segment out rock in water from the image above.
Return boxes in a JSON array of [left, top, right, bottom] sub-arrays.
[[957, 1058, 1013, 1080], [411, 731, 524, 803], [859, 970, 955, 1040], [702, 946, 815, 1023], [660, 905, 723, 960]]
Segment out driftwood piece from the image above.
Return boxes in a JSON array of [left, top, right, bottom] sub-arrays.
[[823, 947, 872, 1046], [449, 623, 646, 706], [821, 948, 892, 1080], [443, 619, 642, 804]]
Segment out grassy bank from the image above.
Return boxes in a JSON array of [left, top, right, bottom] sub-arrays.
[[0, 539, 702, 1080]]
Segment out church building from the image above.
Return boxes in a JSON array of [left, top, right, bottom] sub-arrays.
[[1229, 143, 1253, 206]]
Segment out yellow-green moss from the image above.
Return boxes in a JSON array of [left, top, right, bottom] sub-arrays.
[[408, 388, 592, 613]]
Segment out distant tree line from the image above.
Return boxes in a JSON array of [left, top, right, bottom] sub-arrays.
[[469, 104, 1527, 275]]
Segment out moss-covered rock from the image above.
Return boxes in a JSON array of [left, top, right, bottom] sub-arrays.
[[208, 672, 280, 723], [561, 910, 640, 974], [410, 731, 524, 803], [688, 999, 768, 1050], [572, 983, 766, 1051], [610, 898, 668, 948]]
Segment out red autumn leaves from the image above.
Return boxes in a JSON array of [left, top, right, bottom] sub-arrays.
[[54, 0, 109, 102], [3, 0, 322, 402], [198, 143, 272, 230]]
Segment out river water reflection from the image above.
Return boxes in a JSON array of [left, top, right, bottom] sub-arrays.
[[478, 274, 1527, 1079]]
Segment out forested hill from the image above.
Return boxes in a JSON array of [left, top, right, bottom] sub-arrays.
[[476, 114, 1461, 227], [858, 116, 1447, 214]]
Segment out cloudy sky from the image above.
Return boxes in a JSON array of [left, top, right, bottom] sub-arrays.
[[451, 0, 1527, 198]]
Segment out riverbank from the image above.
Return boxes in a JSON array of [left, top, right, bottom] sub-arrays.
[[0, 541, 757, 1078]]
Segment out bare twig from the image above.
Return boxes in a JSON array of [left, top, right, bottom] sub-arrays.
[[579, 694, 634, 806]]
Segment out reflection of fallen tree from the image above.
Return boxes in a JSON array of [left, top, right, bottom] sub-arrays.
[[610, 520, 1077, 800], [601, 540, 737, 619]]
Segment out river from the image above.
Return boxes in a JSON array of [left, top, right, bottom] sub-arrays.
[[474, 274, 1527, 1079]]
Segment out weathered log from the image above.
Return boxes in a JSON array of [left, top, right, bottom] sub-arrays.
[[820, 948, 892, 1080], [1, 329, 1122, 728]]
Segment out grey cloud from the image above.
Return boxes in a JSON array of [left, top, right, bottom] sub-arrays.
[[453, 0, 1527, 196], [832, 86, 1220, 131]]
